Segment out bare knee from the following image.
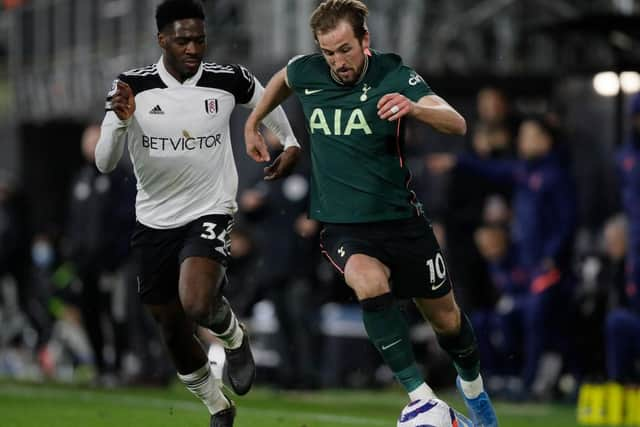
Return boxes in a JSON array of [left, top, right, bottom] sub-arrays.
[[181, 287, 214, 322], [344, 255, 391, 300], [431, 305, 461, 335], [415, 294, 461, 335]]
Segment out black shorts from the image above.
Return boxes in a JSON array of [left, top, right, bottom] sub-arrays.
[[131, 214, 233, 304], [320, 215, 452, 299]]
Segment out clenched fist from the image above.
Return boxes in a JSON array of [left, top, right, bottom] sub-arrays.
[[110, 80, 135, 121]]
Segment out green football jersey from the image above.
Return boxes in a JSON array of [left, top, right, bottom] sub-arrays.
[[287, 50, 434, 223]]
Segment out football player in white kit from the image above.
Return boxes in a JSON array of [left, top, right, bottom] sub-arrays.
[[95, 1, 300, 426]]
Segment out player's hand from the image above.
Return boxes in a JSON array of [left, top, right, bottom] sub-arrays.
[[377, 93, 413, 121], [244, 126, 271, 163], [426, 153, 457, 174], [111, 80, 135, 121], [264, 146, 300, 180]]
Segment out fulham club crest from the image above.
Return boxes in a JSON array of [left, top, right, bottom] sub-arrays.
[[204, 98, 219, 115]]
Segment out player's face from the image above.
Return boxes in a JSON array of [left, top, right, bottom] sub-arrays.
[[316, 20, 370, 85], [158, 19, 206, 81]]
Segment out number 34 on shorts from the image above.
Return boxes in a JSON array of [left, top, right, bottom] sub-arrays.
[[198, 218, 232, 257]]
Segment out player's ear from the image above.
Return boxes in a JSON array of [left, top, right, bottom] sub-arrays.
[[158, 32, 167, 49], [362, 31, 370, 51]]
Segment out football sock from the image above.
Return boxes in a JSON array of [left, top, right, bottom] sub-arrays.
[[205, 296, 243, 350], [436, 312, 481, 382], [458, 374, 484, 399], [178, 362, 230, 414], [361, 293, 425, 394], [409, 383, 437, 401]]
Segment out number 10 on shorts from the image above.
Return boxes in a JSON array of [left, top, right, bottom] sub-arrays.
[[426, 253, 446, 289]]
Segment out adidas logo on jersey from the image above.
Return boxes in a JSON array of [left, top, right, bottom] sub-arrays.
[[149, 105, 164, 115]]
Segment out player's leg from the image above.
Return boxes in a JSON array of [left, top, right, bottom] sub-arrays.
[[414, 293, 479, 380], [132, 221, 233, 425], [179, 257, 254, 395], [415, 292, 497, 426], [393, 218, 496, 426], [147, 300, 234, 425], [321, 224, 436, 400], [179, 215, 254, 396], [340, 253, 436, 401]]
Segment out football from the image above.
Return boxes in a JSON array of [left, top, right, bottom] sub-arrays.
[[397, 398, 464, 427]]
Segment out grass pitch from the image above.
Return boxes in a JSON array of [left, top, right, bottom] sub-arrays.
[[0, 381, 579, 426]]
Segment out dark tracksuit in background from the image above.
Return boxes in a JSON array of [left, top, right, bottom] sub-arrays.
[[65, 163, 135, 376], [239, 170, 321, 388], [606, 94, 640, 382], [456, 150, 577, 389]]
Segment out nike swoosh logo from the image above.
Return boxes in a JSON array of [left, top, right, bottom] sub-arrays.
[[432, 278, 447, 291], [304, 89, 323, 95], [381, 339, 402, 350]]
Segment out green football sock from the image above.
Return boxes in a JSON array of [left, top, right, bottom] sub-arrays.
[[436, 312, 481, 381], [361, 293, 424, 393]]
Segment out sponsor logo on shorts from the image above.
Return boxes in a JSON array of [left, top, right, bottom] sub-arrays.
[[431, 278, 447, 291]]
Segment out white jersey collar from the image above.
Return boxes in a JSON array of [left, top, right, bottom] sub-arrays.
[[157, 56, 203, 88]]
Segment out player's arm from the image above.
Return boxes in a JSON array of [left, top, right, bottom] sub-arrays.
[[244, 68, 293, 162], [95, 80, 135, 173], [377, 93, 466, 135], [244, 67, 299, 180], [245, 78, 299, 151]]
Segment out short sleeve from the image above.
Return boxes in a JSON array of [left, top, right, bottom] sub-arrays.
[[285, 55, 307, 91], [399, 67, 434, 102]]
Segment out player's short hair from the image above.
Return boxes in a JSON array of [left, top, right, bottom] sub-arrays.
[[310, 0, 369, 41], [155, 0, 205, 33]]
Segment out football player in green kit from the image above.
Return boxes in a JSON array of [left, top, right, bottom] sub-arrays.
[[244, 1, 498, 426]]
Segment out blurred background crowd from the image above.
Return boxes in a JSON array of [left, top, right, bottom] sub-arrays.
[[1, 0, 640, 404]]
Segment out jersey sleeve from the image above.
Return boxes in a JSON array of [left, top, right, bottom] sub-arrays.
[[398, 66, 434, 101], [230, 64, 256, 105], [285, 54, 309, 91]]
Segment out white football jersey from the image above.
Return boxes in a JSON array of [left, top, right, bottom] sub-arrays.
[[99, 58, 257, 229]]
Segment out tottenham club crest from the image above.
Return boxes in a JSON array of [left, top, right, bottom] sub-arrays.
[[204, 98, 219, 115]]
